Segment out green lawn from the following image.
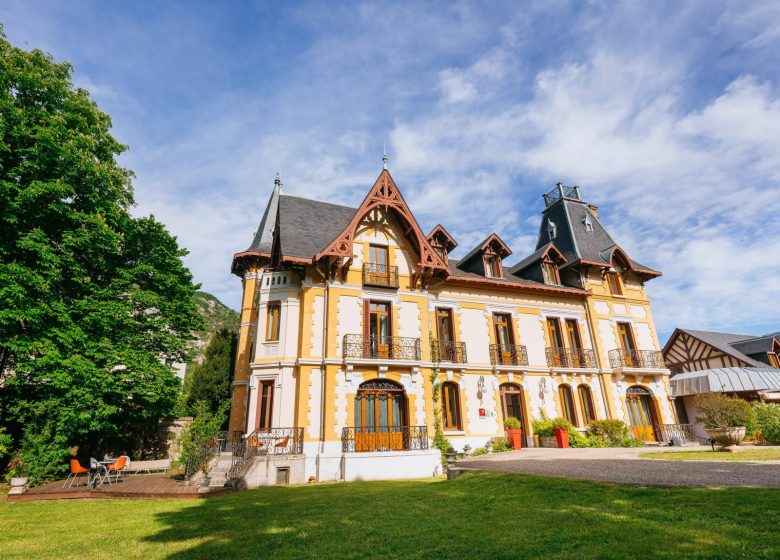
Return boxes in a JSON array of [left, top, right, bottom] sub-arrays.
[[642, 448, 780, 461], [2, 472, 779, 559]]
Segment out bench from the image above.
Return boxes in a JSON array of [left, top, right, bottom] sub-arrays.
[[125, 459, 171, 475]]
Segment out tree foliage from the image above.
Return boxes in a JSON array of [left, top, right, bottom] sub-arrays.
[[0, 29, 201, 482], [182, 328, 237, 420]]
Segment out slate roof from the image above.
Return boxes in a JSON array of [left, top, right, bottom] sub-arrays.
[[675, 329, 772, 369], [730, 333, 780, 356], [242, 189, 357, 258], [535, 197, 659, 274], [670, 367, 780, 397]]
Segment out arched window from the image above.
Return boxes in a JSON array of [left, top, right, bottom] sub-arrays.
[[577, 385, 596, 425], [499, 383, 525, 431], [558, 384, 578, 426], [441, 382, 462, 431], [353, 379, 407, 451]]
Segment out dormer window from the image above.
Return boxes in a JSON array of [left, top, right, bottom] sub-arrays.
[[547, 219, 557, 241], [542, 260, 560, 285], [606, 271, 623, 296], [485, 255, 502, 278], [582, 214, 593, 233]]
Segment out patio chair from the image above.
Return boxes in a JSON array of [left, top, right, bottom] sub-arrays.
[[63, 459, 91, 489], [274, 436, 290, 453], [104, 456, 129, 485]]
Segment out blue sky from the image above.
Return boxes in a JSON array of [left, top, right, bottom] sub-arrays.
[[3, 1, 779, 343]]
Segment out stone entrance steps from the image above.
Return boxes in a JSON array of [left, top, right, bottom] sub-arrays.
[[207, 452, 234, 488]]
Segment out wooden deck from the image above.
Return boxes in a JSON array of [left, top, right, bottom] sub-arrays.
[[7, 474, 232, 502]]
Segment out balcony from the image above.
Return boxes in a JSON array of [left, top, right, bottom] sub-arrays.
[[362, 263, 399, 288], [430, 340, 468, 364], [341, 425, 429, 452], [343, 334, 421, 360], [546, 348, 597, 369], [608, 349, 665, 369], [489, 344, 529, 366]]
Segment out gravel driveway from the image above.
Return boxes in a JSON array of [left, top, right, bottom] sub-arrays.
[[456, 448, 780, 488]]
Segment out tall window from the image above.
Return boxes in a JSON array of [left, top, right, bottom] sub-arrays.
[[493, 313, 515, 365], [547, 318, 564, 350], [256, 380, 274, 430], [441, 382, 462, 430], [366, 301, 391, 358], [369, 244, 388, 269], [577, 385, 596, 425], [542, 260, 559, 285], [617, 322, 637, 365], [558, 384, 578, 426], [485, 255, 501, 278], [436, 308, 455, 361], [265, 302, 281, 341], [606, 272, 623, 295], [565, 319, 582, 349]]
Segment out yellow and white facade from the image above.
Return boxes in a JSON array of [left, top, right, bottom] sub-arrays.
[[229, 170, 674, 482]]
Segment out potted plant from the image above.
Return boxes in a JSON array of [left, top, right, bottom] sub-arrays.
[[504, 416, 523, 450], [696, 393, 756, 450]]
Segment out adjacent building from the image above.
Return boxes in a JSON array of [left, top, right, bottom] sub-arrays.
[[664, 328, 780, 439], [228, 165, 674, 483]]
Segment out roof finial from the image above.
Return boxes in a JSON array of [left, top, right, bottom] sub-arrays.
[[274, 171, 283, 193], [382, 143, 388, 170]]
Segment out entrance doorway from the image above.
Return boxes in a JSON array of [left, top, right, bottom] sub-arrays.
[[354, 380, 407, 451], [499, 383, 526, 434], [625, 386, 658, 441]]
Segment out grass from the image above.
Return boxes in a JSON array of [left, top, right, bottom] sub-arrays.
[[641, 448, 780, 461], [2, 472, 780, 559]]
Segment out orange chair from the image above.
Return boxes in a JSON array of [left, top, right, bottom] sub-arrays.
[[104, 456, 128, 485], [274, 436, 290, 453], [63, 459, 91, 489]]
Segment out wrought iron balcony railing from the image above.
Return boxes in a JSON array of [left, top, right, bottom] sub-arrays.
[[489, 344, 529, 366], [545, 347, 597, 368], [343, 334, 421, 360], [362, 263, 399, 288], [341, 425, 429, 453], [430, 339, 468, 364], [608, 349, 665, 369], [226, 427, 304, 482]]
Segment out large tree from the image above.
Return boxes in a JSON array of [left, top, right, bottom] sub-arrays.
[[182, 328, 237, 423], [0, 28, 201, 482]]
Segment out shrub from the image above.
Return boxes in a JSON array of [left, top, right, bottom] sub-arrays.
[[0, 426, 12, 460], [588, 420, 630, 444], [696, 393, 756, 430], [178, 401, 228, 476], [504, 416, 522, 430], [8, 427, 70, 485], [532, 417, 574, 437], [471, 447, 488, 456], [752, 402, 780, 445], [492, 438, 511, 453]]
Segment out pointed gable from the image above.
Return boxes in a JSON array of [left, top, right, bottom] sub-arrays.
[[427, 224, 458, 264], [314, 169, 450, 278], [456, 233, 512, 277]]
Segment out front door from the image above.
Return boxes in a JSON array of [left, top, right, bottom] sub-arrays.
[[368, 301, 391, 358], [500, 383, 526, 431], [618, 323, 637, 366], [626, 387, 657, 441], [436, 308, 454, 361], [354, 381, 406, 451], [494, 313, 514, 364]]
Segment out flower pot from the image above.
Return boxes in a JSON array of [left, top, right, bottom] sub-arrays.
[[705, 427, 746, 448], [539, 436, 556, 448], [506, 428, 523, 450], [554, 428, 569, 449], [10, 477, 28, 487]]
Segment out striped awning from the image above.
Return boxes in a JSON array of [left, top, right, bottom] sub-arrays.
[[670, 367, 780, 397]]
